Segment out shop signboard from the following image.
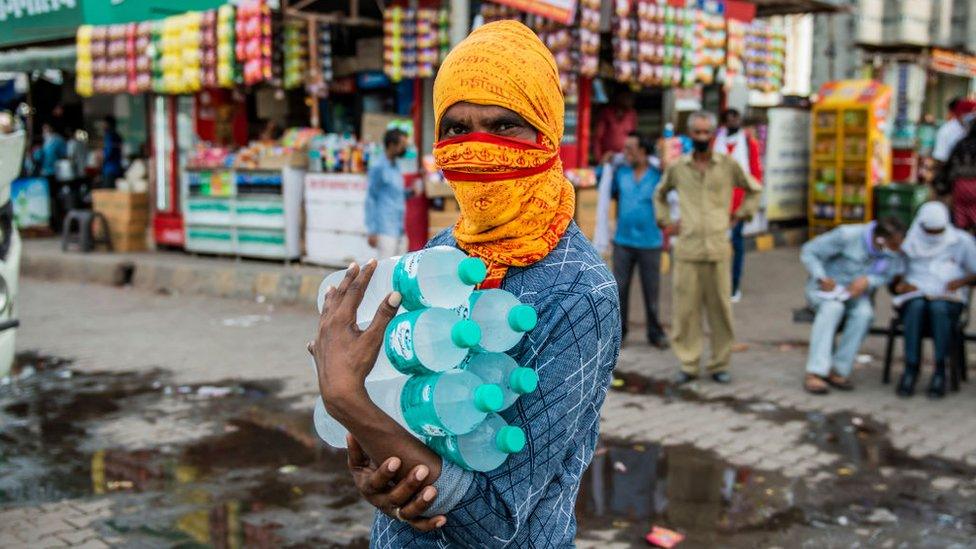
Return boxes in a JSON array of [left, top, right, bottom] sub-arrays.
[[763, 107, 810, 221], [485, 0, 578, 25], [0, 0, 84, 48], [0, 0, 226, 48], [930, 48, 976, 78]]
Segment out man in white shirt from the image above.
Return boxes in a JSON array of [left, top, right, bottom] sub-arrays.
[[932, 98, 976, 166]]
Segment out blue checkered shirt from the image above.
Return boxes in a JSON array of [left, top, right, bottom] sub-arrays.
[[370, 222, 621, 547]]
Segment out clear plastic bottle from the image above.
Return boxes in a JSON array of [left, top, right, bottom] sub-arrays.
[[313, 370, 505, 447], [317, 246, 487, 328], [397, 370, 504, 436], [463, 352, 538, 410], [428, 413, 526, 472], [385, 308, 482, 374], [317, 258, 398, 329], [457, 289, 538, 352]]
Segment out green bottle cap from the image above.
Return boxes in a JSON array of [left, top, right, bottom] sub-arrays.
[[473, 384, 504, 412], [457, 257, 487, 286], [451, 320, 482, 349], [508, 367, 539, 395], [495, 426, 526, 454], [507, 305, 538, 332]]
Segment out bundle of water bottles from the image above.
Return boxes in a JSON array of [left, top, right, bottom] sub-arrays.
[[312, 246, 540, 472]]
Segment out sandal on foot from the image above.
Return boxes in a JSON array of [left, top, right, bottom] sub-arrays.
[[804, 374, 830, 395]]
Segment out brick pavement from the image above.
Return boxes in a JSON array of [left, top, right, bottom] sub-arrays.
[[7, 246, 976, 545]]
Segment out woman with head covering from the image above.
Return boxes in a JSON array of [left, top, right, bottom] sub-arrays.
[[893, 201, 976, 398], [308, 21, 620, 546]]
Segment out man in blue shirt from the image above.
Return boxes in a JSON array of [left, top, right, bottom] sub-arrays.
[[610, 132, 668, 348], [364, 128, 408, 259], [36, 123, 66, 178]]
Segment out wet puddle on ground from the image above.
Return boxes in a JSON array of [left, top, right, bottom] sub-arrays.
[[1, 353, 370, 548], [2, 354, 975, 548], [582, 371, 976, 547]]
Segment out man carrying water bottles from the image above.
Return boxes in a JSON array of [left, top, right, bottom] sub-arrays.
[[309, 20, 621, 547]]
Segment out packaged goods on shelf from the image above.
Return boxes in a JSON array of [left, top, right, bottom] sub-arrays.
[[217, 4, 238, 87], [283, 19, 308, 89]]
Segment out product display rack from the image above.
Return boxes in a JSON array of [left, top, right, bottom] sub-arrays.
[[182, 166, 304, 260], [808, 80, 892, 235]]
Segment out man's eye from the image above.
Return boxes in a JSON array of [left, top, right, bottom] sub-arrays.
[[497, 123, 516, 132], [444, 125, 467, 137]]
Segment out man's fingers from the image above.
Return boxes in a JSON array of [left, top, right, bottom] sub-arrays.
[[364, 292, 402, 342], [385, 464, 430, 508], [397, 483, 437, 520], [365, 457, 401, 494], [405, 515, 447, 532], [335, 263, 359, 298], [343, 259, 376, 314], [346, 435, 370, 469]]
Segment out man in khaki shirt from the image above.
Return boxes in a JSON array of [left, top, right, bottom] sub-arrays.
[[654, 111, 762, 384]]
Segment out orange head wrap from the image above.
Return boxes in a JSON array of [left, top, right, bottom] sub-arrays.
[[433, 20, 576, 288]]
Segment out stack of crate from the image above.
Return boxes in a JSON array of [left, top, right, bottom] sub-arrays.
[[92, 190, 149, 252]]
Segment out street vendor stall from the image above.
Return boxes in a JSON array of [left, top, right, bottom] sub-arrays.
[[808, 79, 892, 234]]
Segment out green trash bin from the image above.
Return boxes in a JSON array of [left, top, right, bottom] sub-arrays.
[[873, 184, 930, 228]]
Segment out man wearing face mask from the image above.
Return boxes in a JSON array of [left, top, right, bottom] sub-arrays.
[[364, 128, 409, 259], [800, 217, 906, 395], [654, 111, 761, 385], [309, 21, 620, 546]]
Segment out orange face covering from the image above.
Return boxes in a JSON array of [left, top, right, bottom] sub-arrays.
[[433, 20, 576, 288]]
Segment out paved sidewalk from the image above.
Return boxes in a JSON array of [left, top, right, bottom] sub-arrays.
[[6, 245, 976, 546]]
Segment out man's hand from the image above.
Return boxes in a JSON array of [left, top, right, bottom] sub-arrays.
[[818, 277, 837, 292], [309, 260, 400, 407], [367, 234, 379, 248], [347, 435, 446, 532], [663, 221, 681, 236], [600, 151, 615, 165], [847, 276, 870, 299], [895, 282, 919, 294], [946, 278, 970, 292]]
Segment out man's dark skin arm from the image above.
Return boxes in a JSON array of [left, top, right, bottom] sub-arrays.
[[309, 260, 446, 531]]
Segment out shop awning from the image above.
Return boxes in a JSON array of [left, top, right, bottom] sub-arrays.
[[0, 46, 77, 73], [750, 0, 848, 17]]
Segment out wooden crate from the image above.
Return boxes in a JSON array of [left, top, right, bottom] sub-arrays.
[[92, 190, 150, 227]]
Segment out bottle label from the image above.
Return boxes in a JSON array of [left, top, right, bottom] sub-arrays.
[[392, 251, 430, 310], [401, 375, 450, 437], [427, 434, 473, 471], [384, 311, 426, 375], [454, 291, 479, 320]]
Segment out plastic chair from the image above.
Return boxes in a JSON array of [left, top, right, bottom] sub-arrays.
[[61, 209, 112, 253]]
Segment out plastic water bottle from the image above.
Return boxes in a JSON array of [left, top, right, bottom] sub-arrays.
[[457, 290, 538, 352], [312, 370, 502, 447], [317, 258, 399, 329], [663, 122, 675, 138], [313, 396, 350, 448], [463, 352, 538, 411], [385, 308, 482, 374], [316, 246, 487, 327], [428, 413, 526, 472], [396, 370, 504, 436], [393, 246, 487, 310]]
